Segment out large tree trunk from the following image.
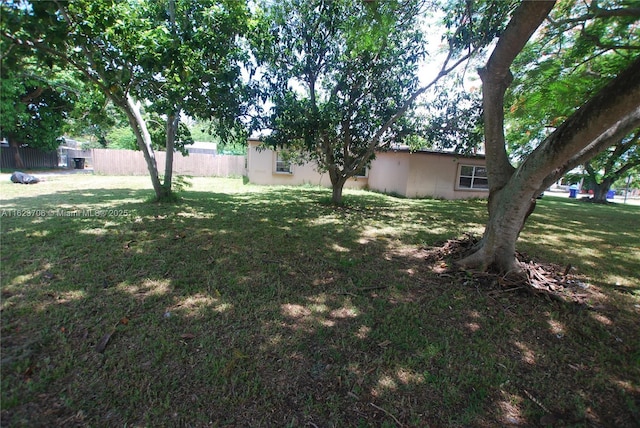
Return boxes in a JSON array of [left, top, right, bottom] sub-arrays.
[[163, 110, 181, 192], [121, 95, 168, 200], [463, 180, 539, 273], [458, 1, 555, 274], [592, 178, 615, 203], [328, 167, 348, 205], [458, 1, 640, 274], [9, 139, 25, 169]]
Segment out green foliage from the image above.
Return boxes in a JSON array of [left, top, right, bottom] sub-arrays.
[[217, 141, 247, 156], [0, 50, 76, 151], [441, 0, 518, 54], [186, 119, 248, 154], [613, 171, 640, 191], [420, 85, 484, 154], [505, 0, 640, 159], [187, 120, 219, 143], [106, 127, 137, 150], [0, 79, 72, 151], [148, 115, 194, 155], [170, 175, 192, 193], [64, 88, 123, 147], [133, 0, 252, 141], [79, 139, 107, 150], [500, 0, 640, 203], [583, 131, 640, 194], [2, 0, 253, 196], [255, 0, 427, 191]]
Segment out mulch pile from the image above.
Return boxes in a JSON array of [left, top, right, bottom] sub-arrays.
[[424, 233, 601, 306]]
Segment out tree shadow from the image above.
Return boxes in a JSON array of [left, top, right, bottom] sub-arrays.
[[520, 196, 640, 290], [1, 185, 638, 426]]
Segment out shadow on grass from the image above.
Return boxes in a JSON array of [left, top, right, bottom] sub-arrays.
[[1, 184, 639, 426], [521, 196, 640, 290]]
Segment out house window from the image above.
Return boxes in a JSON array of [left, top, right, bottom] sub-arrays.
[[354, 165, 367, 178], [458, 165, 488, 190], [274, 152, 292, 174]]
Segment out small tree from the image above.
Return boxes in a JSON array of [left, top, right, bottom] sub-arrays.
[[0, 56, 76, 168], [2, 0, 250, 200], [254, 0, 424, 204], [583, 131, 640, 202], [254, 0, 505, 204], [133, 0, 251, 194]]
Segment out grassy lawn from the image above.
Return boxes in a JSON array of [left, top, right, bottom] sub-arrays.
[[1, 175, 638, 427]]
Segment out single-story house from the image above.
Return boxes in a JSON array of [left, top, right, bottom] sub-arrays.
[[246, 139, 489, 200]]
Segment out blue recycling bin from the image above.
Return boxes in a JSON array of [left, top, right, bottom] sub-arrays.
[[569, 186, 578, 198], [606, 190, 615, 199]]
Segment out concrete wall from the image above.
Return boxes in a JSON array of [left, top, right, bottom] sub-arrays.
[[367, 151, 410, 196], [246, 141, 368, 190], [404, 152, 487, 199], [246, 140, 488, 200]]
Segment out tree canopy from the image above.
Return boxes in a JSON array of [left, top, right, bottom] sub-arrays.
[[516, 0, 640, 189], [502, 0, 640, 203], [252, 0, 429, 203], [2, 0, 252, 200], [0, 48, 76, 167], [253, 0, 515, 204], [458, 0, 640, 274]]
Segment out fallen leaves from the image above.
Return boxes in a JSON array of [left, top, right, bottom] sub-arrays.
[[23, 365, 35, 380], [95, 317, 130, 353], [95, 331, 113, 354], [426, 234, 600, 305]]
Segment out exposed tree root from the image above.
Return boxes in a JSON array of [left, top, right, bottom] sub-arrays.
[[424, 234, 599, 306], [578, 196, 614, 205]]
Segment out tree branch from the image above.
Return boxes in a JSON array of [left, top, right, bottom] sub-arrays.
[[546, 3, 640, 26], [20, 87, 44, 103], [2, 32, 112, 98], [580, 30, 640, 51], [536, 59, 640, 189], [480, 1, 556, 192], [603, 131, 639, 172], [369, 47, 477, 147]]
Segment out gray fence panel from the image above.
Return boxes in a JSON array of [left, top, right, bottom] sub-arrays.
[[1, 147, 58, 169]]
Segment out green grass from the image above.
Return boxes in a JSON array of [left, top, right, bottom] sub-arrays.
[[1, 175, 639, 427]]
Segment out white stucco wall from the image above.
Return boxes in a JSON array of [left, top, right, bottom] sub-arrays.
[[367, 152, 410, 196], [246, 140, 487, 200], [246, 140, 368, 190], [369, 151, 488, 199], [408, 152, 487, 199]]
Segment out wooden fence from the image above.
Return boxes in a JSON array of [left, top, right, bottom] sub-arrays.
[[92, 148, 246, 177], [63, 148, 93, 168], [1, 146, 58, 169]]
